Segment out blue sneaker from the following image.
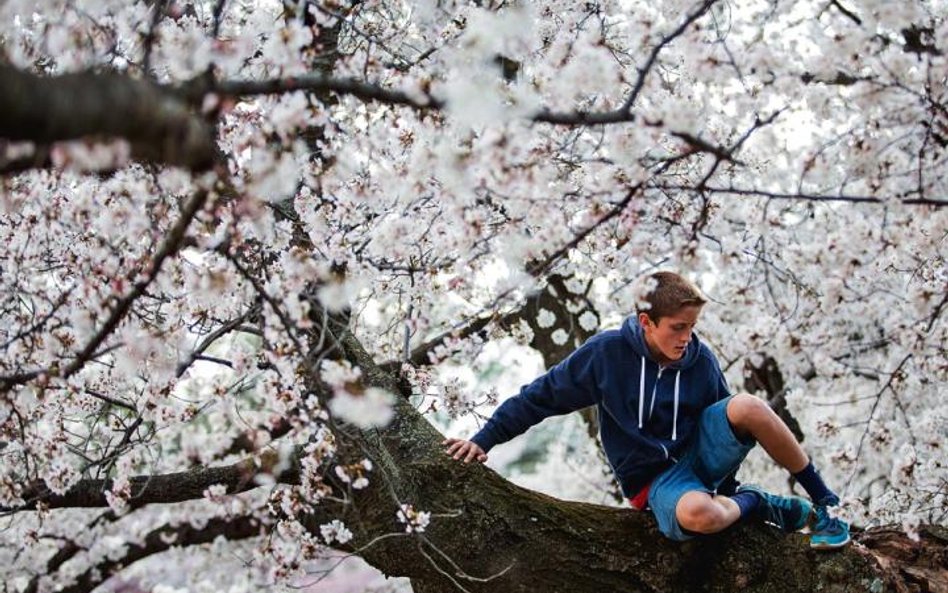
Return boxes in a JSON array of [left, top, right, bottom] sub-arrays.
[[810, 505, 851, 550], [737, 484, 813, 532]]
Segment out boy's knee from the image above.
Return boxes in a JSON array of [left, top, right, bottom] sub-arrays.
[[726, 393, 771, 431], [675, 493, 726, 534]]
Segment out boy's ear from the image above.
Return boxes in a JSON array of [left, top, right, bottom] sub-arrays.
[[638, 312, 653, 328]]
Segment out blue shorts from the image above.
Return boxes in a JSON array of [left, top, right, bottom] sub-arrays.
[[647, 396, 755, 541]]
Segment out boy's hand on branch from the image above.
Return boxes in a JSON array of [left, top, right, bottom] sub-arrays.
[[442, 438, 488, 464]]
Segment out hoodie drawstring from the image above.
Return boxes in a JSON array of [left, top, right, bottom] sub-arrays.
[[637, 356, 682, 441], [638, 356, 645, 429]]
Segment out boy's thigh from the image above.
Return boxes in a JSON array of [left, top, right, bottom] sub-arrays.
[[692, 395, 755, 484]]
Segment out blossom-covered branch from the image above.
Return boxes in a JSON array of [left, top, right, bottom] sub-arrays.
[[43, 514, 263, 593], [657, 184, 948, 206], [0, 188, 212, 397], [7, 449, 299, 512]]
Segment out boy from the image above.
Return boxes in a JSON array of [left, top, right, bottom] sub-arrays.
[[444, 271, 850, 548]]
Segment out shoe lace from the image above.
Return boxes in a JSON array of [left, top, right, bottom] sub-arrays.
[[814, 506, 842, 532]]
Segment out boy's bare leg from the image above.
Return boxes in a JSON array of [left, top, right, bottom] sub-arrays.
[[676, 393, 821, 536], [676, 491, 741, 534], [725, 393, 808, 473]]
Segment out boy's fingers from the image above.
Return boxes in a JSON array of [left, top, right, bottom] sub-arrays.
[[442, 440, 486, 463], [465, 444, 487, 464]]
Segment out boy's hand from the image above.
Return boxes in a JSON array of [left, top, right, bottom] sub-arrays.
[[442, 438, 488, 464]]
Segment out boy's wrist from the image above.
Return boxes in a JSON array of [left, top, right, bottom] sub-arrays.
[[469, 432, 494, 453]]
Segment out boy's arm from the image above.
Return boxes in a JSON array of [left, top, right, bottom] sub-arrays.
[[463, 340, 601, 456]]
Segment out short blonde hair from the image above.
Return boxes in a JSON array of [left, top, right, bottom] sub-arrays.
[[636, 271, 706, 322]]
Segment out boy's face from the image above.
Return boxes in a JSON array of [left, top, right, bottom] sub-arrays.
[[638, 305, 702, 364]]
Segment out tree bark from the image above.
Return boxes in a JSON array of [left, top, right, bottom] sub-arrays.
[[0, 65, 216, 170]]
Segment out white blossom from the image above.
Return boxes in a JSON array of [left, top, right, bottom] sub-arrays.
[[551, 328, 570, 346], [320, 520, 354, 545], [396, 504, 431, 533], [578, 310, 598, 332], [536, 308, 556, 329], [328, 387, 395, 429]]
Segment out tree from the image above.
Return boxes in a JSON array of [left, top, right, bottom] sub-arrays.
[[0, 1, 946, 592]]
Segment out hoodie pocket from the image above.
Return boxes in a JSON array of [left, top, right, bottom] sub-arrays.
[[612, 440, 670, 480]]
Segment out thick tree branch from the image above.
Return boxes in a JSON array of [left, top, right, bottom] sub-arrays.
[[0, 65, 216, 170], [213, 74, 443, 110], [210, 73, 641, 125]]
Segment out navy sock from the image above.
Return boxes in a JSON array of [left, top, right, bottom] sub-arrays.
[[730, 491, 760, 520], [793, 462, 839, 506]]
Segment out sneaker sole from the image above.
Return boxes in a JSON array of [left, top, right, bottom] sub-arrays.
[[810, 534, 851, 550]]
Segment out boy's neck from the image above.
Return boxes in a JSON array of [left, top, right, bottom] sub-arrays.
[[644, 336, 673, 366]]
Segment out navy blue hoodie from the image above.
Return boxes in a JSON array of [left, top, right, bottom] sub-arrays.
[[470, 317, 731, 497]]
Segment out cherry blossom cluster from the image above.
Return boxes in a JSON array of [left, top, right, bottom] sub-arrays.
[[396, 503, 431, 534]]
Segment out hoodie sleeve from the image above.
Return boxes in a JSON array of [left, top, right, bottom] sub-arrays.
[[470, 339, 600, 452]]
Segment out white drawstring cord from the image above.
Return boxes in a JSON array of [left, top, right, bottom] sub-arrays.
[[638, 355, 645, 428]]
